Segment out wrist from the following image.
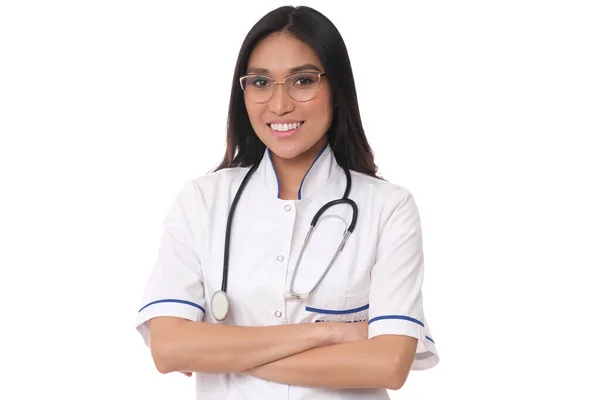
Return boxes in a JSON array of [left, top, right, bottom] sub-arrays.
[[322, 322, 341, 345]]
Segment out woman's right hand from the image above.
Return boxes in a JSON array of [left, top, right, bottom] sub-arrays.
[[329, 321, 368, 345]]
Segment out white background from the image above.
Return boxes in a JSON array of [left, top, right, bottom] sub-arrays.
[[1, 0, 599, 398]]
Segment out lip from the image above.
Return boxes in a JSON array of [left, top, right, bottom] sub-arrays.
[[268, 121, 304, 138]]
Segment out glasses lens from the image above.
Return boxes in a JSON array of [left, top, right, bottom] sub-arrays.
[[241, 75, 272, 103], [286, 72, 321, 102]]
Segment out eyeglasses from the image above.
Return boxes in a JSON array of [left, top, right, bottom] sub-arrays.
[[239, 71, 327, 103]]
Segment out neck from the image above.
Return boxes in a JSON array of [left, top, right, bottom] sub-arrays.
[[271, 139, 327, 200]]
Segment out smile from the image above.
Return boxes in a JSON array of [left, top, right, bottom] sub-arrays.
[[269, 122, 304, 132], [268, 121, 304, 138]]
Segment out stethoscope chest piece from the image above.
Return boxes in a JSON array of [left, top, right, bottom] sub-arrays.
[[211, 290, 229, 321]]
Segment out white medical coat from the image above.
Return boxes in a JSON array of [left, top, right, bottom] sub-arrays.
[[136, 144, 439, 399]]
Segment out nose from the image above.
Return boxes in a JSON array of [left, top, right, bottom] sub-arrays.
[[268, 83, 294, 115]]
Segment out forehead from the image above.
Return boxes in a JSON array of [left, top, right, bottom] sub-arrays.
[[247, 32, 324, 75]]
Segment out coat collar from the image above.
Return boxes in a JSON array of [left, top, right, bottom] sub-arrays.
[[255, 143, 342, 200]]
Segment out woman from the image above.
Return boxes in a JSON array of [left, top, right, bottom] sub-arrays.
[[136, 5, 439, 399]]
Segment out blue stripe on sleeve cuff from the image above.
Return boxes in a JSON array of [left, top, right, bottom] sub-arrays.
[[368, 315, 425, 327], [138, 299, 205, 314]]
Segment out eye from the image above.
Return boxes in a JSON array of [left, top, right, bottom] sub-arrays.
[[293, 76, 315, 86], [251, 78, 270, 87]]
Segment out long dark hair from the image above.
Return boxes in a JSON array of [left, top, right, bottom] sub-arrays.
[[215, 5, 379, 178]]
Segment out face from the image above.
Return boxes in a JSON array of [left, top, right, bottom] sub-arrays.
[[243, 32, 333, 162]]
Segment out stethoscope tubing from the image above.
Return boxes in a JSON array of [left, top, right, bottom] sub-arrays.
[[221, 163, 259, 292], [215, 161, 357, 318]]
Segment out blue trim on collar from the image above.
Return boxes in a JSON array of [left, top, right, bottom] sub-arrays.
[[298, 144, 328, 200], [267, 149, 281, 198]]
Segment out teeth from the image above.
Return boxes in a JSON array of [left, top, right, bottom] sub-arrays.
[[270, 122, 302, 132]]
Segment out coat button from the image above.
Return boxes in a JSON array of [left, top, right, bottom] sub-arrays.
[[277, 255, 284, 262], [284, 204, 291, 212], [275, 311, 282, 318]]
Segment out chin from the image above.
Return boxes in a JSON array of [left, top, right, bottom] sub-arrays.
[[268, 144, 306, 160]]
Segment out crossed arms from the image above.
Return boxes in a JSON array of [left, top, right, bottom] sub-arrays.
[[147, 316, 417, 390]]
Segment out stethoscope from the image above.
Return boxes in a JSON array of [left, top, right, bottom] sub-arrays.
[[210, 163, 358, 321]]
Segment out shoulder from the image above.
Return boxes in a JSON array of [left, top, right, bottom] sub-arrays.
[[349, 171, 422, 235], [349, 170, 415, 209], [173, 166, 251, 205], [190, 166, 250, 192]]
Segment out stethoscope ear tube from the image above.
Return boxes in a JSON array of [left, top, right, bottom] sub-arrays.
[[288, 166, 358, 298], [342, 166, 352, 199], [214, 164, 258, 321], [309, 167, 357, 232], [216, 163, 356, 316], [221, 164, 258, 294], [310, 198, 358, 233]]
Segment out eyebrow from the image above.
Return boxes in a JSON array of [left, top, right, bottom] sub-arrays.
[[246, 64, 323, 75]]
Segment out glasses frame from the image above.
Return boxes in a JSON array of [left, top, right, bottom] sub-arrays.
[[239, 71, 327, 103]]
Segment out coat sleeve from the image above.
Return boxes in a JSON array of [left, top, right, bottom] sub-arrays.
[[368, 188, 440, 370], [135, 180, 206, 347]]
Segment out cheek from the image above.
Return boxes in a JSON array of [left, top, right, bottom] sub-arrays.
[[307, 91, 334, 126], [244, 101, 264, 127]]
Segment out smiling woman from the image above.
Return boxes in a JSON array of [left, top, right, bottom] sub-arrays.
[[135, 5, 440, 400], [241, 33, 333, 195]]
